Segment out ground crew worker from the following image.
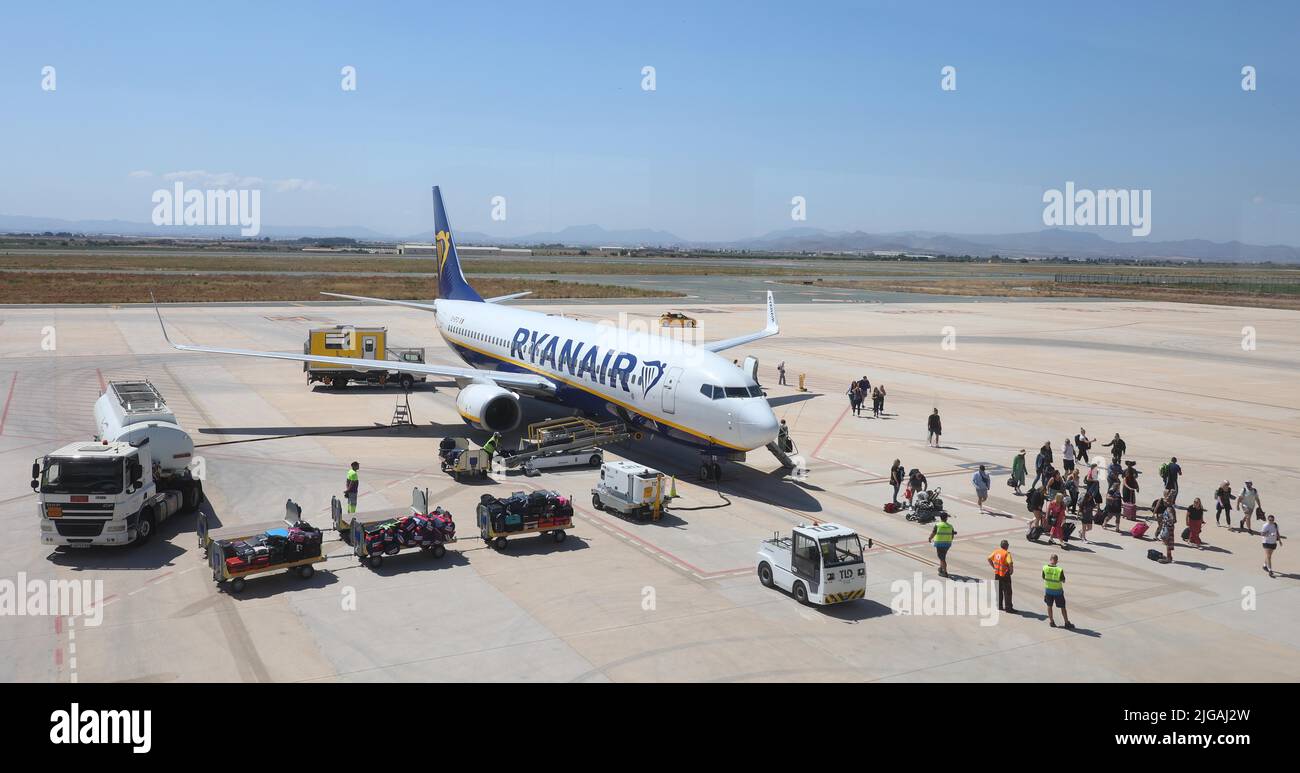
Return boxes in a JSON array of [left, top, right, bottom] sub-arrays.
[[987, 540, 1015, 613], [482, 432, 501, 462], [344, 461, 360, 514], [777, 419, 791, 452], [927, 512, 956, 578], [1042, 554, 1074, 629], [777, 361, 787, 385]]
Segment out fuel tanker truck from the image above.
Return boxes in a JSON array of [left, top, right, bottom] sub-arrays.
[[33, 380, 205, 547]]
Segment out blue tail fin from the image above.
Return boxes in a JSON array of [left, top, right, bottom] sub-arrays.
[[433, 186, 483, 302]]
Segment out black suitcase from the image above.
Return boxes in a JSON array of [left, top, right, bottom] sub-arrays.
[[1146, 548, 1164, 561], [1026, 526, 1044, 542], [1181, 527, 1191, 541]]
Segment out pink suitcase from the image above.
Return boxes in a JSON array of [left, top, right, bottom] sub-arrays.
[[1122, 502, 1138, 519], [1130, 521, 1149, 538]]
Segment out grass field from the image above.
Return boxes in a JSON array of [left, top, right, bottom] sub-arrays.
[[802, 278, 1300, 310], [0, 271, 679, 304]]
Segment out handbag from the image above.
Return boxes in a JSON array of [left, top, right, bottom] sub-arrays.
[[1255, 507, 1265, 521]]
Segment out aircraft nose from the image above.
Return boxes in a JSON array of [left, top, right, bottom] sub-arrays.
[[737, 401, 780, 450]]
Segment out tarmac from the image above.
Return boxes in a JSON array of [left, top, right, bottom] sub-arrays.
[[1, 297, 1297, 682]]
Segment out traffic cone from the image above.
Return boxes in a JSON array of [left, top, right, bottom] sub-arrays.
[[669, 476, 678, 498]]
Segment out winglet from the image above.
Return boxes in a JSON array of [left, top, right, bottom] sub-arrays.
[[764, 290, 778, 334], [151, 291, 177, 347]]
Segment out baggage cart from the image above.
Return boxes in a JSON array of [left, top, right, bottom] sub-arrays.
[[200, 500, 327, 593], [476, 491, 573, 551], [332, 488, 457, 569]]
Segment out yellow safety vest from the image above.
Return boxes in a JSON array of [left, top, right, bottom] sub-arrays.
[[933, 521, 954, 545], [1043, 564, 1064, 591]]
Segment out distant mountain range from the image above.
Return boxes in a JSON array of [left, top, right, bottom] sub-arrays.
[[3, 213, 1297, 263]]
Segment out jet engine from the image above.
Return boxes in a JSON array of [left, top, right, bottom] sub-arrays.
[[456, 383, 521, 432]]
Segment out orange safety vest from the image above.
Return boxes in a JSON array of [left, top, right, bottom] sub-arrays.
[[989, 548, 1012, 577]]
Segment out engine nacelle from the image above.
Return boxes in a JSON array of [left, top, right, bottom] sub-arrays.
[[455, 383, 521, 432]]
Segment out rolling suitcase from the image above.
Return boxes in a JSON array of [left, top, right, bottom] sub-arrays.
[[1026, 525, 1044, 542], [1130, 521, 1149, 538], [1122, 502, 1138, 519]]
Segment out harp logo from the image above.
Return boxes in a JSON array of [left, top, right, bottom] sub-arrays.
[[640, 360, 667, 398], [435, 230, 451, 277]]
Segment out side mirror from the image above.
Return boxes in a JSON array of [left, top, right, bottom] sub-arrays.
[[31, 462, 39, 480]]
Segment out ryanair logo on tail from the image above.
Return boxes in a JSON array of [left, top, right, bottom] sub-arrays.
[[436, 230, 451, 276]]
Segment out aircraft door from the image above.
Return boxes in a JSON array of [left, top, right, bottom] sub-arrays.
[[661, 367, 683, 414]]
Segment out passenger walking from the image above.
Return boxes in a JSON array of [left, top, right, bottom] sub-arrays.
[[1048, 493, 1068, 548], [889, 459, 904, 505], [972, 464, 991, 511], [847, 382, 861, 416], [877, 385, 887, 414], [344, 461, 360, 514], [1185, 497, 1205, 547], [1084, 461, 1101, 503], [927, 409, 942, 447], [987, 540, 1015, 613], [927, 513, 956, 578], [1042, 555, 1074, 629], [1103, 433, 1126, 464], [1121, 461, 1140, 505], [1100, 484, 1123, 529], [1062, 438, 1076, 473], [777, 361, 787, 386], [1074, 428, 1094, 464], [1238, 481, 1262, 535], [1031, 442, 1052, 491], [1078, 488, 1096, 542], [1261, 514, 1281, 578], [1065, 469, 1080, 514], [1161, 456, 1182, 505], [1157, 497, 1177, 563], [871, 386, 883, 417], [1214, 481, 1235, 527], [1010, 449, 1027, 495], [1026, 485, 1047, 529]]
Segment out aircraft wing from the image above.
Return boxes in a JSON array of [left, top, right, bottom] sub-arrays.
[[152, 302, 555, 394], [700, 290, 779, 353]]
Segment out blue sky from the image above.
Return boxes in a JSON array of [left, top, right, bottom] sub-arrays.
[[1, 0, 1297, 244]]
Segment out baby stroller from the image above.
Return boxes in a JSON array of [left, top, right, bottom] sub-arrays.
[[906, 486, 946, 523]]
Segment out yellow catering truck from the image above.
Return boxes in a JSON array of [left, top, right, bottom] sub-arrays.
[[303, 325, 427, 390]]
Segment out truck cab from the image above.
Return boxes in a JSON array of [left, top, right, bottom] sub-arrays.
[[756, 523, 866, 605], [34, 440, 184, 547]]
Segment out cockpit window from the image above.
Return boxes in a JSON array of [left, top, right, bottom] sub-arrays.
[[702, 384, 762, 399], [723, 387, 750, 398]]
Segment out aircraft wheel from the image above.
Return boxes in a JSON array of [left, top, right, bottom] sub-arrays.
[[699, 464, 711, 482]]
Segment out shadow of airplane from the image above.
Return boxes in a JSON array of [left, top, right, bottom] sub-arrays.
[[767, 392, 823, 408]]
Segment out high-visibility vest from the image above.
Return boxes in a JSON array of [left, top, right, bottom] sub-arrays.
[[1043, 564, 1064, 591], [933, 521, 954, 545], [989, 549, 1011, 577], [346, 469, 359, 493]]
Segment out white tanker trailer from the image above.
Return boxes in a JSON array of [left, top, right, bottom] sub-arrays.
[[33, 381, 205, 547]]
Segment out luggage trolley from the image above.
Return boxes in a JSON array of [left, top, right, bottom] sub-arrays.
[[200, 500, 327, 594], [334, 487, 457, 569], [476, 490, 574, 551]]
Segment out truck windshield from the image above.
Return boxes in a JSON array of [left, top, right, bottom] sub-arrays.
[[820, 535, 863, 567], [41, 458, 123, 495]]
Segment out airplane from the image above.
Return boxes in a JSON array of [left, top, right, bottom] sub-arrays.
[[154, 186, 783, 480]]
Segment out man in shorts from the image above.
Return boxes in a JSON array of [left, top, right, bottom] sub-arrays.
[[928, 512, 956, 579], [1042, 554, 1074, 629]]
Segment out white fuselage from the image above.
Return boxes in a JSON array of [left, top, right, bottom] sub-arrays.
[[434, 300, 779, 452]]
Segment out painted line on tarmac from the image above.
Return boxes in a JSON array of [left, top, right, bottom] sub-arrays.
[[0, 372, 16, 435]]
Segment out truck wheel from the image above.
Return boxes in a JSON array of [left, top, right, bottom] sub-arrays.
[[494, 536, 508, 551], [298, 565, 314, 579], [368, 555, 383, 569], [231, 578, 246, 593], [134, 510, 157, 545], [589, 454, 601, 467], [399, 374, 414, 390], [793, 581, 810, 605], [553, 530, 566, 544], [758, 562, 774, 588], [591, 493, 603, 511], [431, 544, 446, 559]]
